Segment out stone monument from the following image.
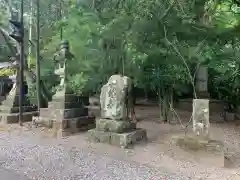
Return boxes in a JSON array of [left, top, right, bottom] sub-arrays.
[[196, 66, 209, 98], [35, 40, 95, 137], [177, 65, 226, 121], [192, 99, 210, 137], [0, 60, 37, 124], [88, 74, 147, 148], [174, 98, 224, 167]]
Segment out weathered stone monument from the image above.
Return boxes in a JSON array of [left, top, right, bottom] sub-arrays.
[[177, 66, 226, 122], [0, 61, 37, 124], [192, 99, 210, 137], [35, 40, 95, 137], [88, 74, 147, 148], [174, 98, 224, 167]]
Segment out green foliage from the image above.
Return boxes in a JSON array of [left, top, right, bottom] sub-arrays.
[[1, 0, 240, 112], [0, 68, 15, 76], [68, 73, 89, 95]]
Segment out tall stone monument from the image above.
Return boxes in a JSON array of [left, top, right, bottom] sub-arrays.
[[0, 60, 37, 124], [88, 74, 147, 148], [196, 66, 209, 98], [36, 40, 95, 137]]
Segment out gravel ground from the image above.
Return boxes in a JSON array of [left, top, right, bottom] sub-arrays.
[[0, 119, 240, 180], [0, 130, 190, 180], [0, 168, 29, 180]]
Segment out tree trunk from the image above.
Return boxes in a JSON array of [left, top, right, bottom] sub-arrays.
[[28, 0, 34, 68], [159, 86, 171, 123]]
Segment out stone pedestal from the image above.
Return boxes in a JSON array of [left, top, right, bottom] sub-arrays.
[[174, 99, 224, 167], [88, 74, 147, 148], [35, 93, 95, 137], [173, 135, 224, 167], [88, 118, 147, 148], [0, 83, 37, 124], [192, 99, 210, 137]]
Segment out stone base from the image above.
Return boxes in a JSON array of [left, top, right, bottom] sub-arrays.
[[0, 105, 36, 113], [174, 135, 223, 152], [40, 107, 88, 119], [33, 116, 95, 137], [96, 118, 136, 133], [173, 135, 224, 167], [0, 111, 38, 124], [88, 128, 147, 148]]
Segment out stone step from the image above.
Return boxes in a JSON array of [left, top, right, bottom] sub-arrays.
[[51, 94, 88, 103], [48, 101, 83, 109], [33, 115, 95, 129], [0, 111, 38, 124], [40, 107, 88, 119], [0, 105, 37, 113], [95, 118, 136, 133], [88, 128, 147, 148], [2, 96, 31, 107]]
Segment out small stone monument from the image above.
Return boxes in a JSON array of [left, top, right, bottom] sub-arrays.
[[0, 59, 37, 124], [192, 99, 210, 138], [177, 65, 226, 122], [174, 98, 224, 167], [35, 40, 95, 137], [88, 74, 147, 148]]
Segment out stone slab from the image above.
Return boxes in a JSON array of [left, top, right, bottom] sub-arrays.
[[172, 135, 224, 167], [95, 118, 136, 133], [40, 108, 88, 119], [192, 99, 210, 137], [0, 111, 38, 124], [48, 101, 84, 109], [56, 123, 96, 137], [0, 105, 36, 113], [88, 128, 147, 148], [2, 95, 31, 107], [52, 94, 80, 102], [174, 135, 224, 153], [34, 116, 95, 137], [88, 130, 111, 143], [34, 116, 95, 129]]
